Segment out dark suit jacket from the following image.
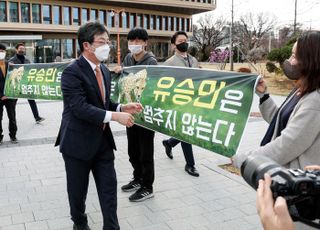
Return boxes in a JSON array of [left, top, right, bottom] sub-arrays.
[[0, 62, 7, 98], [55, 56, 118, 160], [8, 54, 31, 64]]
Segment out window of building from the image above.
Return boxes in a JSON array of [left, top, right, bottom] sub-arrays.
[[162, 16, 167, 31], [81, 8, 89, 25], [156, 15, 161, 30], [143, 14, 148, 29], [0, 1, 6, 22], [107, 11, 112, 28], [186, 18, 190, 32], [32, 4, 41, 23], [99, 10, 106, 25], [53, 5, 61, 25], [90, 9, 97, 21], [182, 18, 186, 31], [9, 1, 18, 22], [168, 16, 172, 31], [21, 3, 30, 23], [121, 12, 127, 29], [173, 17, 177, 31], [150, 15, 154, 30], [137, 14, 142, 28], [63, 6, 70, 25], [73, 7, 80, 25], [129, 13, 135, 29], [62, 39, 74, 59], [43, 5, 51, 24]]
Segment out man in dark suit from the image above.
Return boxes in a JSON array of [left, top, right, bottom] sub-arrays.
[[8, 43, 45, 124], [0, 43, 18, 144], [55, 22, 143, 230]]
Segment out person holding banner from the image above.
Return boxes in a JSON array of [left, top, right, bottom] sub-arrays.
[[233, 31, 320, 170], [55, 22, 143, 230], [114, 27, 158, 202], [0, 44, 18, 144], [162, 31, 200, 177], [8, 43, 45, 124]]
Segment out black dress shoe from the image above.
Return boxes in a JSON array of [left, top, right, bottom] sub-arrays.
[[185, 165, 200, 177], [73, 224, 91, 230], [162, 140, 173, 159]]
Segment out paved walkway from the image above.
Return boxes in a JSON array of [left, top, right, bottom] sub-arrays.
[[0, 95, 285, 230]]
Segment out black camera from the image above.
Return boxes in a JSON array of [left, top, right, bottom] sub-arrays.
[[241, 155, 320, 228]]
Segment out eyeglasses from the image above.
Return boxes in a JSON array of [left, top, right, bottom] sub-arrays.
[[93, 40, 111, 46]]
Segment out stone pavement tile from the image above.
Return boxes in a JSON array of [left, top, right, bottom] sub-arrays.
[[33, 208, 69, 221], [118, 219, 133, 230], [179, 194, 203, 205], [47, 216, 73, 230], [213, 197, 241, 209], [0, 204, 21, 216], [144, 197, 186, 213], [237, 203, 259, 216], [207, 218, 257, 230], [200, 200, 225, 212], [166, 219, 209, 230], [12, 212, 34, 224], [19, 202, 42, 212], [144, 211, 172, 225], [117, 205, 152, 219], [25, 221, 49, 230], [134, 223, 171, 230], [1, 224, 25, 230], [243, 214, 263, 229], [0, 215, 12, 227], [126, 215, 153, 229], [196, 189, 232, 202], [164, 205, 206, 220]]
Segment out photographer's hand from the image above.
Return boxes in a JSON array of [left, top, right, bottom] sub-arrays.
[[305, 165, 320, 171], [257, 174, 295, 230]]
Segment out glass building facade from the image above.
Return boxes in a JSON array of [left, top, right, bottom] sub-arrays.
[[0, 0, 215, 63]]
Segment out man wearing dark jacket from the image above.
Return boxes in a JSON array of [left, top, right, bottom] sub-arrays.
[[115, 28, 157, 202], [8, 43, 45, 124], [55, 22, 142, 230], [0, 44, 18, 144]]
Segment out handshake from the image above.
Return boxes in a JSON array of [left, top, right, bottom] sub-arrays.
[[112, 103, 143, 128]]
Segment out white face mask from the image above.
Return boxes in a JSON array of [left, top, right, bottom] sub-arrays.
[[128, 45, 143, 54], [93, 44, 110, 62], [0, 52, 6, 60]]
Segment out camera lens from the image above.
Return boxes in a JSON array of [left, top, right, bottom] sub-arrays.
[[241, 155, 282, 190]]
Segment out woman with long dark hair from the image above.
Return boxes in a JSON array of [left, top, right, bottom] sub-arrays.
[[234, 31, 320, 170]]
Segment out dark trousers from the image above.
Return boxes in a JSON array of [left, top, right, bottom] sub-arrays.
[[27, 99, 40, 119], [0, 99, 17, 139], [167, 138, 195, 167], [126, 125, 155, 190], [62, 136, 119, 230]]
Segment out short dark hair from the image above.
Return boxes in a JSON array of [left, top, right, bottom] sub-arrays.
[[170, 31, 188, 44], [77, 21, 109, 52], [296, 31, 320, 96], [127, 28, 148, 41], [0, 44, 6, 50], [15, 43, 25, 49]]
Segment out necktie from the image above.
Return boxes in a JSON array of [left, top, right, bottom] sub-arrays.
[[95, 65, 105, 104], [95, 65, 107, 130]]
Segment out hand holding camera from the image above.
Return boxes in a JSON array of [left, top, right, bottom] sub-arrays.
[[241, 155, 320, 228]]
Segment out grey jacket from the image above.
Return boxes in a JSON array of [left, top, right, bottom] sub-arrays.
[[164, 53, 199, 68], [123, 52, 157, 67], [234, 90, 320, 169]]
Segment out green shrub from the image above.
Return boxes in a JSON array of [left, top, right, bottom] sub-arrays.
[[266, 61, 278, 73]]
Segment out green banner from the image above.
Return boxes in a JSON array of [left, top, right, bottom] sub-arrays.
[[5, 63, 68, 100], [5, 63, 258, 157]]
